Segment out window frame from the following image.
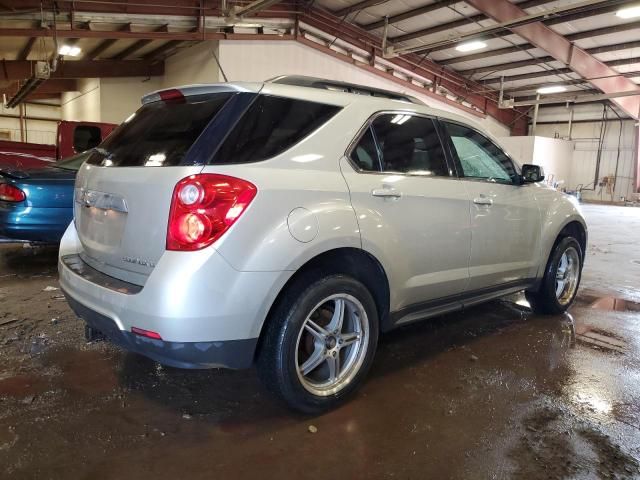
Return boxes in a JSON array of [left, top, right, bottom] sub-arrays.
[[437, 118, 522, 186], [345, 111, 457, 178]]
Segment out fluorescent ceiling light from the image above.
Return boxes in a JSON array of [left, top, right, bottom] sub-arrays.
[[616, 5, 640, 18], [58, 45, 81, 57], [455, 40, 487, 52], [537, 85, 567, 94]]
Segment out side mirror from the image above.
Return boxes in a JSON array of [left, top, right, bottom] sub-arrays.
[[521, 164, 545, 183]]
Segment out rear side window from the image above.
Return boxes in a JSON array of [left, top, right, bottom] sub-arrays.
[[73, 126, 102, 153], [210, 95, 340, 164], [350, 113, 449, 176], [86, 93, 232, 167]]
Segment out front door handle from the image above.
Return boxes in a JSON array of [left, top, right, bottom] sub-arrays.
[[473, 195, 493, 206], [371, 188, 402, 198]]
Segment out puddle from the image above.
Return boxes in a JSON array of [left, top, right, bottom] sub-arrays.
[[590, 296, 640, 312]]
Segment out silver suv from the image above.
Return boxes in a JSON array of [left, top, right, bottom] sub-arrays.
[[59, 76, 587, 413]]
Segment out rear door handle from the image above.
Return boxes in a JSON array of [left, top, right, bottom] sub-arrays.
[[473, 195, 493, 206], [371, 188, 402, 198]]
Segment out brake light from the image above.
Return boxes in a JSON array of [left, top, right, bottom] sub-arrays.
[[159, 89, 185, 101], [0, 184, 26, 202], [167, 174, 257, 251]]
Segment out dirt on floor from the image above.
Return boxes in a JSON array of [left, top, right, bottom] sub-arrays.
[[1, 204, 639, 479]]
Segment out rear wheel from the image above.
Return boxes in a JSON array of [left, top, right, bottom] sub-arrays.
[[526, 236, 582, 314], [257, 274, 378, 414]]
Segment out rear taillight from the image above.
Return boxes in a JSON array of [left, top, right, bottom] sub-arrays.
[[167, 174, 257, 251], [0, 184, 26, 202]]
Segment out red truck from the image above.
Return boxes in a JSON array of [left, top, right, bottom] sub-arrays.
[[0, 120, 116, 170]]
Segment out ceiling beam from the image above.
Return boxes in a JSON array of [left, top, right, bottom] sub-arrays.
[[466, 0, 640, 118], [401, 1, 627, 51], [0, 60, 164, 81], [459, 40, 640, 76], [112, 24, 168, 59], [17, 37, 36, 60], [438, 19, 640, 65], [234, 0, 282, 17], [297, 7, 530, 134], [362, 0, 459, 31], [366, 0, 556, 32], [482, 57, 640, 84], [333, 0, 391, 18], [85, 23, 132, 60], [0, 0, 210, 17], [503, 71, 640, 94], [0, 27, 295, 41], [143, 40, 185, 61]]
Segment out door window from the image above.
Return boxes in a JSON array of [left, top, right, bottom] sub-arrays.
[[349, 114, 449, 176], [444, 122, 517, 184]]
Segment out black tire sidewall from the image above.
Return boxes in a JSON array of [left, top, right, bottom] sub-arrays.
[[274, 275, 379, 413], [540, 236, 583, 313]]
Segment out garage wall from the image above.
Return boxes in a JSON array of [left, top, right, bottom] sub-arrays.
[[499, 136, 574, 188], [61, 78, 101, 122], [216, 40, 511, 138], [535, 119, 638, 201], [0, 103, 60, 145], [100, 77, 162, 124], [162, 41, 220, 88]]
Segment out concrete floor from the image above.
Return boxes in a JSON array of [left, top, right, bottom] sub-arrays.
[[1, 204, 639, 479]]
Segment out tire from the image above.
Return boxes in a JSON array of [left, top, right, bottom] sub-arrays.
[[257, 273, 379, 414], [526, 236, 583, 315]]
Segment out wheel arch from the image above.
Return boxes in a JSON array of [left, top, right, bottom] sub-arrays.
[[255, 247, 390, 359]]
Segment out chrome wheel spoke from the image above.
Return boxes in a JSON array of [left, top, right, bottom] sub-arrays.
[[299, 344, 326, 376], [340, 332, 360, 347], [304, 319, 328, 342], [554, 247, 580, 305], [327, 298, 345, 333], [295, 293, 370, 397], [326, 353, 340, 382]]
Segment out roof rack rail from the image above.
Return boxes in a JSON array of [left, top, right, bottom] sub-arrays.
[[266, 75, 423, 105]]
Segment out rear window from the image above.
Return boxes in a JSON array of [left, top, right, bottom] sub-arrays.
[[86, 93, 232, 167], [210, 95, 340, 164]]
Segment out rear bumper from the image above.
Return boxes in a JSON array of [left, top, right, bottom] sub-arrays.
[[58, 223, 290, 369], [0, 204, 70, 243], [64, 292, 257, 369]]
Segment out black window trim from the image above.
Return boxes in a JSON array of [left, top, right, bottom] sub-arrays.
[[437, 117, 522, 187], [345, 110, 457, 179]]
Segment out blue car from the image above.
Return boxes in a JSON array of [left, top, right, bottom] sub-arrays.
[[0, 151, 88, 243]]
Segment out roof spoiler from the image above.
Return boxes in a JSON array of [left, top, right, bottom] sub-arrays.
[[141, 84, 262, 104], [0, 167, 29, 179]]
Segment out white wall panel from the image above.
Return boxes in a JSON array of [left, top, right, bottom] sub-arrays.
[[535, 120, 637, 201]]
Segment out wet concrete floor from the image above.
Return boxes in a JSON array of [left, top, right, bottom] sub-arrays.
[[1, 204, 639, 479]]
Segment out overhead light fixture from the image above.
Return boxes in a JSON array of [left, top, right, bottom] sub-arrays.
[[455, 40, 487, 52], [616, 5, 640, 18], [537, 85, 567, 94], [58, 45, 82, 57]]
